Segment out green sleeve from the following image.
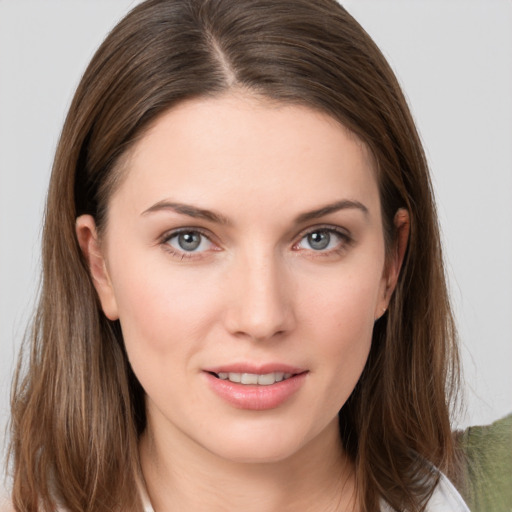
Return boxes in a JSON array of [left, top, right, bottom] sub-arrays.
[[457, 413, 512, 512]]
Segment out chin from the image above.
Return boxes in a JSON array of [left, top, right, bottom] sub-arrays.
[[198, 418, 323, 465], [208, 439, 303, 465]]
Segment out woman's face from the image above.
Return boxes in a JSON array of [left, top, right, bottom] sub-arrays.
[[78, 94, 401, 464]]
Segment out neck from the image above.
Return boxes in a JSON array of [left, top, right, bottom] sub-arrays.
[[139, 415, 358, 512]]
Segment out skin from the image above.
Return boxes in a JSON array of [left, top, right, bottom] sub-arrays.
[[77, 93, 409, 511]]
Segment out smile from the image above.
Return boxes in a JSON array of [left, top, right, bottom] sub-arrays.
[[213, 372, 294, 385], [205, 369, 308, 410]]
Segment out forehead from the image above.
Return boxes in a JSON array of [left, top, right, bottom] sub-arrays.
[[109, 93, 380, 219]]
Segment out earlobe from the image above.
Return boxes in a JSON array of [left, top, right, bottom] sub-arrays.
[[75, 215, 119, 320]]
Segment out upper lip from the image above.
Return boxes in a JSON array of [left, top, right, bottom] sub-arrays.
[[203, 363, 307, 375]]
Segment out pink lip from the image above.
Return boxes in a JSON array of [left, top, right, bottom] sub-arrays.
[[204, 363, 306, 375], [203, 364, 308, 411]]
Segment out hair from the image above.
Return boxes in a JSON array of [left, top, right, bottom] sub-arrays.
[[9, 1, 461, 511]]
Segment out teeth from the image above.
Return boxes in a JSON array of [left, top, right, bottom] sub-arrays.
[[241, 373, 258, 384], [256, 373, 275, 385], [216, 372, 294, 385]]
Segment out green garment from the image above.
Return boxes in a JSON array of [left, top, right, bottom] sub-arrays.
[[457, 413, 512, 512]]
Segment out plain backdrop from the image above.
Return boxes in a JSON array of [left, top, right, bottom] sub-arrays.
[[1, 0, 511, 464]]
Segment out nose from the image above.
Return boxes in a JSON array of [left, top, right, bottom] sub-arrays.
[[222, 251, 296, 342]]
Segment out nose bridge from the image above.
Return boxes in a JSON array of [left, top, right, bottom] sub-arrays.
[[224, 246, 294, 340]]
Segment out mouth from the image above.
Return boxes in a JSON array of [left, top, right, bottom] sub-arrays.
[[204, 367, 308, 410], [208, 371, 295, 386]]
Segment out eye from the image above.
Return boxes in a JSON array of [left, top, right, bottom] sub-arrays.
[[164, 230, 214, 254], [295, 228, 349, 252]]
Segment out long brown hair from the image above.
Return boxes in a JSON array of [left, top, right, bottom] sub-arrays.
[[10, 1, 461, 510]]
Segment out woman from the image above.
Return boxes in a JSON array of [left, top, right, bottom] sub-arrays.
[[8, 0, 469, 510]]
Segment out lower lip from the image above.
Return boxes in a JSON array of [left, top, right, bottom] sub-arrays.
[[204, 372, 308, 410]]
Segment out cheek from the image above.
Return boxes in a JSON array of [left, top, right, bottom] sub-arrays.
[[299, 263, 383, 342], [296, 263, 383, 399], [107, 249, 221, 358], [107, 257, 226, 411]]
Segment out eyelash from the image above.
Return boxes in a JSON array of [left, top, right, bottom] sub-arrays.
[[160, 228, 218, 260], [292, 225, 352, 257], [159, 225, 352, 260]]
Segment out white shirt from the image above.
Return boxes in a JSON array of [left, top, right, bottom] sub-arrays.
[[381, 471, 470, 512]]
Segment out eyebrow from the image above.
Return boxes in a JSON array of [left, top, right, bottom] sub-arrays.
[[141, 198, 368, 225], [141, 200, 231, 225], [294, 199, 369, 223]]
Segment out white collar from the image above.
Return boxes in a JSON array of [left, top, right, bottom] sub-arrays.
[[138, 477, 155, 512], [381, 471, 470, 512]]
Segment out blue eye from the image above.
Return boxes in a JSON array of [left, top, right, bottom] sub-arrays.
[[296, 229, 347, 252], [166, 230, 213, 253]]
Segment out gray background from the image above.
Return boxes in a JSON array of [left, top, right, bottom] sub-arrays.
[[1, 0, 511, 466]]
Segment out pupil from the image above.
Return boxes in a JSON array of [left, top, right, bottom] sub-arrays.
[[308, 231, 330, 250], [178, 232, 201, 251]]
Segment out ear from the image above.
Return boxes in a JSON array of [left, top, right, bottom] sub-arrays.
[[376, 208, 410, 318], [75, 215, 119, 320]]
